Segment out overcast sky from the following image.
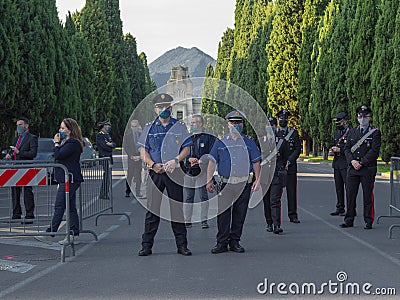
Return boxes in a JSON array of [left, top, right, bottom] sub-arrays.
[[56, 0, 236, 63]]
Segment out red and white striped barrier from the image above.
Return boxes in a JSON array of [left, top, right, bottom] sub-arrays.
[[0, 168, 47, 187]]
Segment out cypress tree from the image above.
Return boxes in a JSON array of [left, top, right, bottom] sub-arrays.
[[267, 0, 305, 128], [370, 0, 399, 162]]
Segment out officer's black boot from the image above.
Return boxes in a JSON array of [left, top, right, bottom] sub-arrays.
[[273, 225, 283, 234]]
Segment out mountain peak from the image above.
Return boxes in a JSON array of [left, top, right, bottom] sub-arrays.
[[148, 46, 216, 87]]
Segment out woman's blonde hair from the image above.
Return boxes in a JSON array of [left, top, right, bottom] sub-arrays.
[[62, 118, 83, 151]]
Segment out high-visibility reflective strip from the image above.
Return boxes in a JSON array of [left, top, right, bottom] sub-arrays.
[[0, 168, 47, 187]]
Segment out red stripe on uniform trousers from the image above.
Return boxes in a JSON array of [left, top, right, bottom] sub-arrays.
[[370, 182, 375, 222], [0, 169, 19, 186], [15, 168, 41, 186]]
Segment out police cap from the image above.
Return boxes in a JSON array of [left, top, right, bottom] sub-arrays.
[[331, 112, 347, 124], [267, 116, 277, 126], [98, 119, 111, 127], [152, 93, 173, 106], [276, 109, 291, 119], [356, 105, 372, 116], [225, 110, 245, 122]]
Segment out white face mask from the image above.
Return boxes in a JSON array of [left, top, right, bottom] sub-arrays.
[[358, 117, 369, 126]]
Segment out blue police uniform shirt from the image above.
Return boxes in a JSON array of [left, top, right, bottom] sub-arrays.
[[209, 133, 261, 178], [137, 117, 192, 164]]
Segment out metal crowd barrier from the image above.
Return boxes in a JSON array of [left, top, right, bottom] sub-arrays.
[[377, 157, 400, 238], [0, 160, 74, 262], [78, 158, 130, 240]]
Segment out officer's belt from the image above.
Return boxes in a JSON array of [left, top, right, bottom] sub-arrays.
[[221, 175, 252, 184]]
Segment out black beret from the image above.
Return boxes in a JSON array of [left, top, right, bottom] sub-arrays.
[[225, 110, 245, 121], [276, 109, 291, 118], [332, 112, 347, 121], [356, 105, 372, 115], [267, 116, 277, 126], [152, 93, 173, 106]]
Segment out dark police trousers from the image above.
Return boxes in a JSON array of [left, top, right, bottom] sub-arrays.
[[99, 157, 111, 199], [262, 173, 285, 226], [334, 168, 347, 212], [286, 173, 298, 219], [126, 160, 142, 195], [344, 167, 376, 225], [217, 182, 251, 246], [12, 186, 35, 217], [142, 170, 187, 249]]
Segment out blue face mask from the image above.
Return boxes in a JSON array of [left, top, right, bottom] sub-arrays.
[[231, 124, 243, 134], [59, 131, 67, 140], [190, 125, 198, 133], [16, 125, 25, 135], [159, 109, 171, 119]]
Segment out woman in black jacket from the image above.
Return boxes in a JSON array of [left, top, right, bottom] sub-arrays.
[[47, 118, 84, 244]]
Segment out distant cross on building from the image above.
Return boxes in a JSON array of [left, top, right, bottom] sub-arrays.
[[167, 65, 201, 121]]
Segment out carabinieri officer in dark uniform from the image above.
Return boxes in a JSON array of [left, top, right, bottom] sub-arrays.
[[276, 109, 301, 223], [260, 117, 290, 234], [340, 105, 381, 230], [329, 112, 351, 216], [137, 93, 193, 256], [206, 110, 261, 254]]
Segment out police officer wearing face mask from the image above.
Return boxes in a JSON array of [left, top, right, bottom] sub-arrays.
[[340, 105, 381, 230], [137, 93, 193, 256], [96, 119, 116, 199], [276, 109, 301, 223], [5, 117, 38, 221], [206, 110, 261, 254], [259, 116, 290, 234], [329, 112, 351, 216]]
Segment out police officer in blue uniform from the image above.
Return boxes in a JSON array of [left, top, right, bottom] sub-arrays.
[[340, 105, 381, 230], [329, 112, 351, 216], [137, 93, 193, 256], [206, 110, 261, 254], [96, 119, 116, 199], [276, 109, 301, 223], [259, 116, 290, 234], [183, 114, 215, 229]]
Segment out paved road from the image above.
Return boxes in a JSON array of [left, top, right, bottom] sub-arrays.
[[0, 157, 399, 299]]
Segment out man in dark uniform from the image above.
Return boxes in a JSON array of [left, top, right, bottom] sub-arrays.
[[137, 93, 192, 256], [5, 117, 38, 221], [183, 114, 215, 229], [206, 110, 261, 254], [340, 105, 381, 230], [260, 117, 290, 234], [123, 119, 143, 198], [96, 119, 116, 199], [329, 112, 351, 216], [276, 109, 301, 223]]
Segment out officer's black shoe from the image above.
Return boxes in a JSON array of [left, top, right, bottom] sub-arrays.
[[177, 247, 192, 256], [273, 225, 283, 234], [364, 223, 372, 230], [266, 224, 273, 232], [125, 192, 130, 198], [138, 248, 152, 256], [12, 215, 22, 220], [290, 218, 300, 223], [211, 244, 229, 254], [339, 223, 353, 228], [330, 210, 345, 216], [229, 242, 245, 253]]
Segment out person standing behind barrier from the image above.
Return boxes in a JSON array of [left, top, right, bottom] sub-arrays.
[[340, 105, 381, 230], [329, 112, 351, 216], [96, 119, 115, 199], [5, 117, 38, 221], [137, 93, 192, 256], [183, 114, 215, 229], [45, 118, 84, 244], [259, 117, 290, 234], [206, 110, 261, 254], [123, 119, 144, 198], [276, 109, 301, 224]]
